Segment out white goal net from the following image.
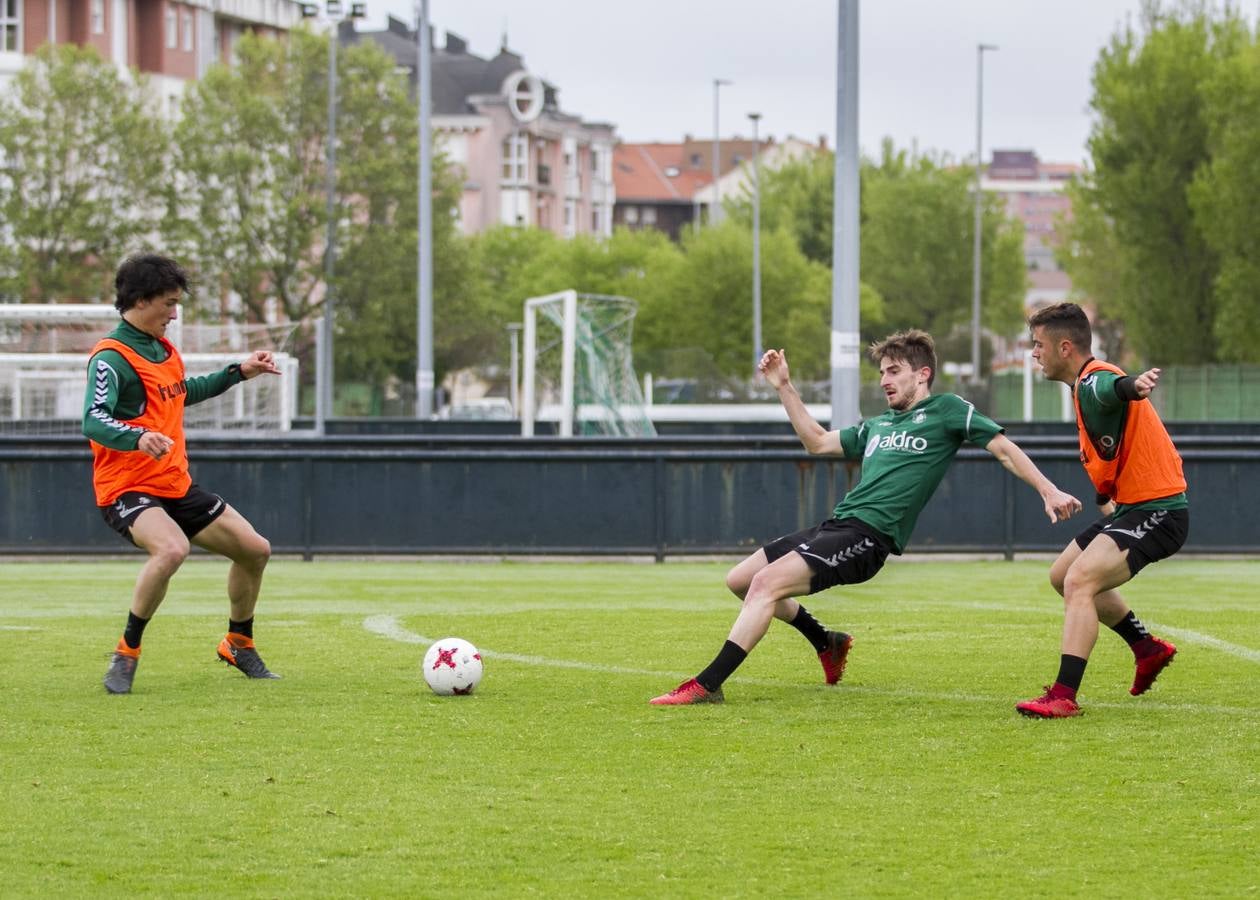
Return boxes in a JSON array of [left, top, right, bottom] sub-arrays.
[[0, 304, 300, 435], [521, 291, 655, 437]]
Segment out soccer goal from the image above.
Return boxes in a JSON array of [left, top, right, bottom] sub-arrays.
[[0, 304, 300, 435], [520, 290, 655, 437]]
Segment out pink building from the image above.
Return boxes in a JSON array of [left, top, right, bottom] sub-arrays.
[[984, 149, 1081, 308], [352, 19, 616, 238], [0, 1, 301, 102]]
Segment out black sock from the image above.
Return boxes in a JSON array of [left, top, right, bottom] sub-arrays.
[[122, 611, 150, 650], [696, 641, 748, 692], [1054, 654, 1088, 693], [1109, 611, 1149, 648], [229, 617, 254, 639], [788, 605, 831, 653]]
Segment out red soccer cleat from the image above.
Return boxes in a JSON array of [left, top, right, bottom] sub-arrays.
[[649, 678, 724, 706], [818, 631, 853, 685], [1016, 685, 1082, 719], [1130, 637, 1177, 696]]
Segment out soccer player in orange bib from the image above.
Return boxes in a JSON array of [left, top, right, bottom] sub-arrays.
[[1019, 302, 1187, 718], [84, 254, 282, 694]]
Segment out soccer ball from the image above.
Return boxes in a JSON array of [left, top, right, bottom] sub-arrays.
[[422, 637, 483, 696]]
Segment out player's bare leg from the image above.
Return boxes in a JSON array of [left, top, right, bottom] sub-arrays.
[[103, 509, 190, 694], [193, 506, 278, 679]]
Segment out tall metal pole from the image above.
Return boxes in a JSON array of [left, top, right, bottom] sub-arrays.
[[971, 43, 998, 384], [506, 323, 522, 417], [711, 78, 730, 225], [749, 112, 763, 371], [830, 0, 861, 430], [317, 24, 339, 434], [415, 0, 434, 417]]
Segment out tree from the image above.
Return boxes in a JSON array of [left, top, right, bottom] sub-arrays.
[[0, 44, 169, 301], [168, 30, 469, 396], [860, 142, 1026, 348], [1077, 3, 1249, 364], [167, 31, 329, 326], [726, 141, 1025, 354], [1189, 37, 1260, 362]]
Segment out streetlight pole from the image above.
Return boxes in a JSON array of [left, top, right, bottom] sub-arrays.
[[711, 78, 730, 225], [748, 112, 762, 371], [302, 1, 367, 435], [971, 43, 998, 384]]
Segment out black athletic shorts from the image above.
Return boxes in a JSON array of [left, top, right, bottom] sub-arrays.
[[1074, 507, 1189, 577], [763, 517, 893, 594], [100, 484, 228, 546]]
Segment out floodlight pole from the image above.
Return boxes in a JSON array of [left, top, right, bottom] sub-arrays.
[[305, 1, 367, 435], [830, 0, 861, 431], [971, 43, 998, 384], [415, 0, 435, 418]]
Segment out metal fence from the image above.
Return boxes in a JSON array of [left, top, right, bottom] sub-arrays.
[[2, 433, 1256, 559]]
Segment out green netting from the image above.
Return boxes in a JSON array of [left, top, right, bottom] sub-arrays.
[[533, 293, 655, 436]]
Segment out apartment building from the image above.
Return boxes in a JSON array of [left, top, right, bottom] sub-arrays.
[[983, 149, 1081, 310], [350, 17, 616, 238], [0, 0, 303, 105]]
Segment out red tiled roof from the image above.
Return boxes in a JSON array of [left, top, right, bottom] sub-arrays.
[[613, 144, 712, 203]]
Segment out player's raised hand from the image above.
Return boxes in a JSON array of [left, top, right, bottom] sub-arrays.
[[137, 430, 175, 460], [241, 350, 281, 379], [758, 348, 790, 388], [1043, 487, 1083, 524], [1133, 367, 1161, 398]]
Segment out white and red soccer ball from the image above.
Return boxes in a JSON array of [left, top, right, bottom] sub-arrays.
[[422, 637, 483, 695]]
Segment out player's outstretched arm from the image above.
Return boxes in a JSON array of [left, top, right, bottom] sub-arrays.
[[984, 433, 1082, 524], [759, 349, 841, 455]]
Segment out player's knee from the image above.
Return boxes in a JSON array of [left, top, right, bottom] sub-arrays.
[[1048, 568, 1066, 597], [724, 567, 750, 599], [149, 536, 190, 572], [743, 570, 786, 609], [1061, 569, 1098, 605], [244, 534, 271, 571]]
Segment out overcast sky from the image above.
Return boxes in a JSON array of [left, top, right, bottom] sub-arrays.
[[363, 1, 1243, 165]]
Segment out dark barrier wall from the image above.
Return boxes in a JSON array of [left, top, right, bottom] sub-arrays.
[[1, 434, 1256, 558]]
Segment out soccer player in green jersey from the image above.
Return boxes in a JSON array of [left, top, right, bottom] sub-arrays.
[[651, 329, 1082, 706], [1016, 302, 1187, 718]]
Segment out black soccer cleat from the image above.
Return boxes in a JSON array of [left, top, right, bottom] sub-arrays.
[[104, 640, 140, 694], [217, 634, 280, 679]]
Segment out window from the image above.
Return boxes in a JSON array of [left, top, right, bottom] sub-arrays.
[[91, 0, 105, 35], [183, 12, 194, 52], [642, 207, 657, 226], [166, 10, 177, 49], [0, 0, 19, 52], [624, 206, 639, 225], [501, 134, 527, 182]]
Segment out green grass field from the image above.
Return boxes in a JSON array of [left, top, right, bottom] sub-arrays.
[[2, 558, 1257, 897]]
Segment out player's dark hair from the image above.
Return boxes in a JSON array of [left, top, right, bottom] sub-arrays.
[[114, 254, 189, 312], [869, 329, 937, 387], [1027, 302, 1092, 353]]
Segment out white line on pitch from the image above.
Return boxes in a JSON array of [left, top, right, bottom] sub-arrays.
[[1150, 623, 1260, 664], [362, 615, 1259, 717]]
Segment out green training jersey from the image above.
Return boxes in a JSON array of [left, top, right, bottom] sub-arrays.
[[1075, 367, 1187, 515], [82, 320, 242, 451], [833, 393, 1003, 553]]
